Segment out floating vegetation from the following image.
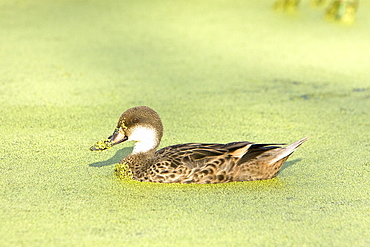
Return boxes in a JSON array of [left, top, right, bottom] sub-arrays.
[[273, 0, 359, 24], [310, 0, 328, 7], [325, 0, 359, 24], [90, 138, 114, 151], [273, 0, 301, 12], [115, 162, 133, 180]]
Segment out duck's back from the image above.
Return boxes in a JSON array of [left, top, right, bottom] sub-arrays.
[[143, 141, 287, 183]]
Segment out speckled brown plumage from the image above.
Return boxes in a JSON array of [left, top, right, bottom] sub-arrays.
[[91, 106, 308, 184]]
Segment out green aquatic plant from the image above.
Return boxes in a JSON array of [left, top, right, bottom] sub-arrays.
[[325, 0, 359, 24], [90, 139, 114, 151], [115, 162, 133, 180], [273, 0, 300, 12], [274, 0, 359, 24], [310, 0, 327, 7]]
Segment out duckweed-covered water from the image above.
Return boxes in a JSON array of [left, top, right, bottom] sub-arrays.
[[1, 1, 369, 246]]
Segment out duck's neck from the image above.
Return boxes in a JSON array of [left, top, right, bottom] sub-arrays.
[[128, 126, 160, 155], [132, 142, 157, 155]]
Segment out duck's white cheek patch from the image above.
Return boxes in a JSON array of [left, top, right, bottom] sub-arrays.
[[129, 126, 158, 154]]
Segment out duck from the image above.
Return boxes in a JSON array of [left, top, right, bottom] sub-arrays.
[[90, 106, 308, 184]]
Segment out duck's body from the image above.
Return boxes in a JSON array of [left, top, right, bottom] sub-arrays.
[[90, 106, 308, 184]]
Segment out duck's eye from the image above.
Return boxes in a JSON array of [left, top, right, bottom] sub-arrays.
[[132, 118, 139, 123]]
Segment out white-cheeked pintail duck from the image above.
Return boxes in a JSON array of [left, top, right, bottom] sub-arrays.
[[90, 106, 308, 183]]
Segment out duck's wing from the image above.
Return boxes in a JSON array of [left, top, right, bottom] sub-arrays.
[[150, 139, 307, 183], [155, 142, 283, 169]]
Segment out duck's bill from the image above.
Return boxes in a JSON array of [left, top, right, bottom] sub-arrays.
[[90, 129, 128, 151]]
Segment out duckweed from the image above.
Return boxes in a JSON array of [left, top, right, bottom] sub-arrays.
[[114, 162, 133, 180], [90, 138, 114, 151], [325, 0, 358, 24], [119, 118, 128, 130]]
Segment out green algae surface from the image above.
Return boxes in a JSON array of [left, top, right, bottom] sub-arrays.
[[1, 0, 369, 246]]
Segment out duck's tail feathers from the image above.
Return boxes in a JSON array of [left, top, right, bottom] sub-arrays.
[[268, 137, 309, 165]]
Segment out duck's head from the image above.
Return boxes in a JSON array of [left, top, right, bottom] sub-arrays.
[[90, 106, 163, 154]]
